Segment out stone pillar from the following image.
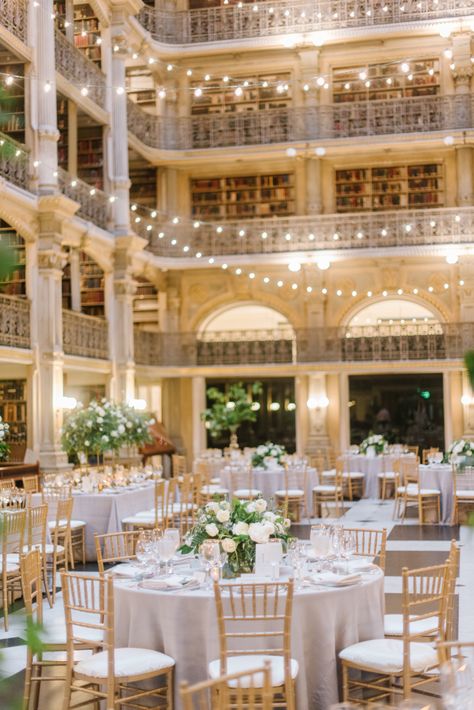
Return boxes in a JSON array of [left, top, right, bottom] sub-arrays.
[[295, 375, 309, 455], [305, 157, 322, 214], [459, 259, 474, 321], [192, 376, 206, 458], [68, 248, 81, 312], [452, 33, 472, 130], [35, 0, 59, 193], [456, 147, 474, 205], [443, 371, 453, 450], [461, 371, 474, 438], [338, 373, 350, 451], [305, 374, 330, 452]]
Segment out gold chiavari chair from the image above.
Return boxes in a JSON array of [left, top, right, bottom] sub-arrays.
[[173, 474, 197, 537], [395, 457, 441, 523], [343, 527, 387, 572], [121, 478, 167, 530], [274, 465, 308, 522], [22, 476, 39, 494], [384, 539, 458, 640], [451, 464, 474, 524], [228, 465, 262, 501], [406, 445, 420, 458], [0, 508, 26, 630], [338, 458, 365, 501], [340, 561, 451, 704], [312, 467, 344, 518], [42, 493, 73, 604], [61, 572, 175, 709], [436, 639, 474, 666], [20, 549, 101, 710], [198, 467, 229, 505], [24, 503, 51, 607], [378, 456, 400, 501], [42, 486, 86, 567], [180, 662, 273, 710], [172, 453, 187, 478], [422, 447, 440, 465], [95, 530, 141, 575], [210, 580, 297, 710]]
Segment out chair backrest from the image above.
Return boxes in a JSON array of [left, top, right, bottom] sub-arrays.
[[343, 527, 387, 572], [61, 572, 111, 669], [228, 466, 253, 494], [172, 454, 187, 478], [180, 662, 273, 710], [400, 457, 419, 486], [284, 465, 307, 492], [22, 476, 39, 494], [0, 479, 16, 490], [152, 478, 166, 528], [401, 561, 451, 685], [445, 540, 459, 641], [46, 497, 73, 546], [171, 475, 196, 536], [406, 445, 419, 458], [95, 530, 140, 574], [452, 464, 474, 495], [214, 581, 294, 686], [1, 509, 26, 560], [25, 504, 48, 550], [20, 548, 43, 627], [422, 447, 439, 465]]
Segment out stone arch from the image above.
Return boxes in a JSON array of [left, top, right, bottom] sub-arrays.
[[338, 292, 448, 328]]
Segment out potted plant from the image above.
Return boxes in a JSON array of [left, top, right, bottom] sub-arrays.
[[201, 381, 262, 449]]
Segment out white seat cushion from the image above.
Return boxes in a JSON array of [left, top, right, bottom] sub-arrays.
[[339, 638, 437, 674], [122, 515, 155, 525], [48, 519, 86, 530], [201, 485, 229, 495], [210, 477, 221, 485], [208, 655, 298, 688], [27, 543, 64, 555], [0, 562, 20, 574], [397, 485, 440, 496], [384, 614, 439, 637], [378, 471, 396, 479], [312, 485, 342, 493], [234, 489, 262, 497], [455, 490, 474, 498], [274, 489, 304, 497], [75, 647, 175, 678], [342, 471, 365, 479], [321, 470, 336, 478]]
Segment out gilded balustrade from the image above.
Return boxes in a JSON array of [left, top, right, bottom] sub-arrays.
[[0, 295, 30, 349], [62, 310, 109, 360]]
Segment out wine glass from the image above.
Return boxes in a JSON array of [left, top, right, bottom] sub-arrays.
[[199, 540, 221, 588], [440, 656, 473, 709], [310, 524, 331, 573], [340, 531, 356, 573], [163, 529, 180, 572], [135, 530, 153, 571], [157, 537, 176, 576]]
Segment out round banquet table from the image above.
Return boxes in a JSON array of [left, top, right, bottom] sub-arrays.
[[342, 453, 416, 498], [419, 463, 454, 524], [114, 569, 384, 710], [219, 466, 318, 515]]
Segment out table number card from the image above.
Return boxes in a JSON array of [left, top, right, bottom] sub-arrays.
[[255, 541, 283, 578]]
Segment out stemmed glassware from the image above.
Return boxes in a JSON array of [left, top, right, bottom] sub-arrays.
[[309, 524, 332, 573], [440, 655, 473, 710], [199, 539, 223, 588], [135, 530, 155, 574], [162, 529, 180, 574]]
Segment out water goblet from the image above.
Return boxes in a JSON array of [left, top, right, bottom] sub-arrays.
[[440, 656, 473, 710], [310, 524, 331, 573], [157, 537, 176, 576], [199, 539, 221, 589], [163, 529, 180, 572]]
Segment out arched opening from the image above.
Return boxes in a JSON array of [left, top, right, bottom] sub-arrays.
[[346, 298, 442, 334], [200, 303, 294, 336]]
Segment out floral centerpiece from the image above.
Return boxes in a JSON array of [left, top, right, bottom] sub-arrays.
[[359, 434, 387, 457], [179, 498, 291, 575], [0, 415, 10, 462], [251, 442, 286, 469], [61, 399, 154, 464], [447, 439, 474, 461]]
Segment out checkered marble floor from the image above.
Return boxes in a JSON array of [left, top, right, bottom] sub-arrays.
[[0, 498, 472, 708]]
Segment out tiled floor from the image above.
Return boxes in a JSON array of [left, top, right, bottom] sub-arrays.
[[1, 497, 473, 708]]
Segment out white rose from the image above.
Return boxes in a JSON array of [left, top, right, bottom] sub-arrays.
[[206, 502, 219, 513], [84, 440, 90, 447], [254, 498, 267, 513], [220, 501, 231, 510], [263, 511, 277, 521], [249, 522, 271, 545], [87, 421, 93, 428], [221, 538, 237, 553], [101, 435, 109, 442], [205, 523, 218, 537], [232, 521, 249, 536], [111, 431, 118, 437], [98, 407, 105, 417], [246, 502, 256, 513], [284, 518, 292, 528], [216, 509, 230, 523], [117, 424, 125, 434], [126, 421, 132, 428], [97, 417, 103, 423]]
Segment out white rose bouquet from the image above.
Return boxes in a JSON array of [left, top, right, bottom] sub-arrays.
[[179, 498, 291, 575], [447, 439, 474, 461], [359, 434, 387, 456], [0, 415, 10, 462], [251, 442, 286, 469]]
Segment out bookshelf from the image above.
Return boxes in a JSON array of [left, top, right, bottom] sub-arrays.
[[0, 380, 27, 454], [77, 124, 104, 188], [74, 4, 102, 67], [53, 0, 68, 33], [333, 59, 440, 103], [0, 223, 26, 297], [62, 259, 72, 310], [126, 68, 156, 109], [335, 163, 444, 212], [129, 156, 157, 207], [0, 59, 25, 143], [133, 277, 159, 329], [191, 73, 291, 115], [79, 251, 105, 317], [57, 95, 68, 171], [191, 173, 295, 220]]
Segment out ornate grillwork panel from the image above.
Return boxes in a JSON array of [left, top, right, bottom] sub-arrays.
[[63, 309, 109, 359], [0, 133, 29, 190], [55, 30, 106, 109], [58, 169, 110, 230], [138, 0, 474, 45], [0, 295, 30, 349], [0, 0, 27, 43]]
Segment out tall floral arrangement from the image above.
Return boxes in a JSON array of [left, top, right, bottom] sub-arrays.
[[61, 399, 153, 461], [359, 433, 387, 456], [0, 415, 10, 462], [447, 439, 474, 460], [251, 442, 286, 469], [201, 382, 262, 446], [180, 498, 291, 574]]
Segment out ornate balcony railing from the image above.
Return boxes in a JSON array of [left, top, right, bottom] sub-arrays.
[[128, 95, 472, 150], [57, 169, 110, 230], [55, 30, 106, 109], [63, 310, 109, 360], [0, 295, 30, 349], [147, 206, 474, 258], [0, 0, 27, 43], [134, 322, 474, 367], [138, 0, 474, 45], [0, 133, 29, 191]]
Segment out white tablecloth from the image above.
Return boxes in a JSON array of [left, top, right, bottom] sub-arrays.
[[34, 484, 155, 560], [342, 454, 416, 498], [114, 570, 384, 710], [219, 466, 318, 515], [419, 464, 453, 524]]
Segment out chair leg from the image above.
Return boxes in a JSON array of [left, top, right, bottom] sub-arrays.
[[3, 579, 9, 631], [342, 662, 349, 701], [32, 659, 42, 710], [81, 528, 86, 565], [166, 667, 174, 710], [61, 668, 73, 710], [23, 650, 33, 710]]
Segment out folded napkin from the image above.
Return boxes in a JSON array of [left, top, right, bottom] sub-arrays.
[[313, 571, 362, 587], [108, 563, 141, 578], [333, 558, 375, 574], [139, 575, 200, 591]]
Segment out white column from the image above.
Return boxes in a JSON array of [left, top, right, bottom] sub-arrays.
[[443, 372, 453, 450], [295, 375, 309, 455], [305, 157, 322, 214], [456, 147, 473, 205], [35, 0, 59, 193], [69, 249, 81, 312], [192, 376, 206, 458], [338, 373, 350, 451], [306, 373, 330, 452]]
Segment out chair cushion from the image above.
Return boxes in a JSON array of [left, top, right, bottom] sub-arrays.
[[48, 519, 86, 530], [0, 562, 20, 574], [27, 543, 64, 555], [455, 490, 474, 499], [234, 489, 262, 497], [342, 472, 365, 479], [397, 485, 440, 496], [274, 489, 304, 497], [312, 485, 342, 493], [321, 469, 336, 477], [378, 471, 396, 479], [384, 614, 439, 637], [210, 477, 221, 485], [208, 655, 298, 688], [201, 486, 229, 495], [339, 638, 437, 673], [75, 647, 175, 678]]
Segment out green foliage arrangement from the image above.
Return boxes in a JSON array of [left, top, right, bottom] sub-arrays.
[[0, 415, 10, 462], [464, 351, 474, 390], [201, 381, 262, 438]]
